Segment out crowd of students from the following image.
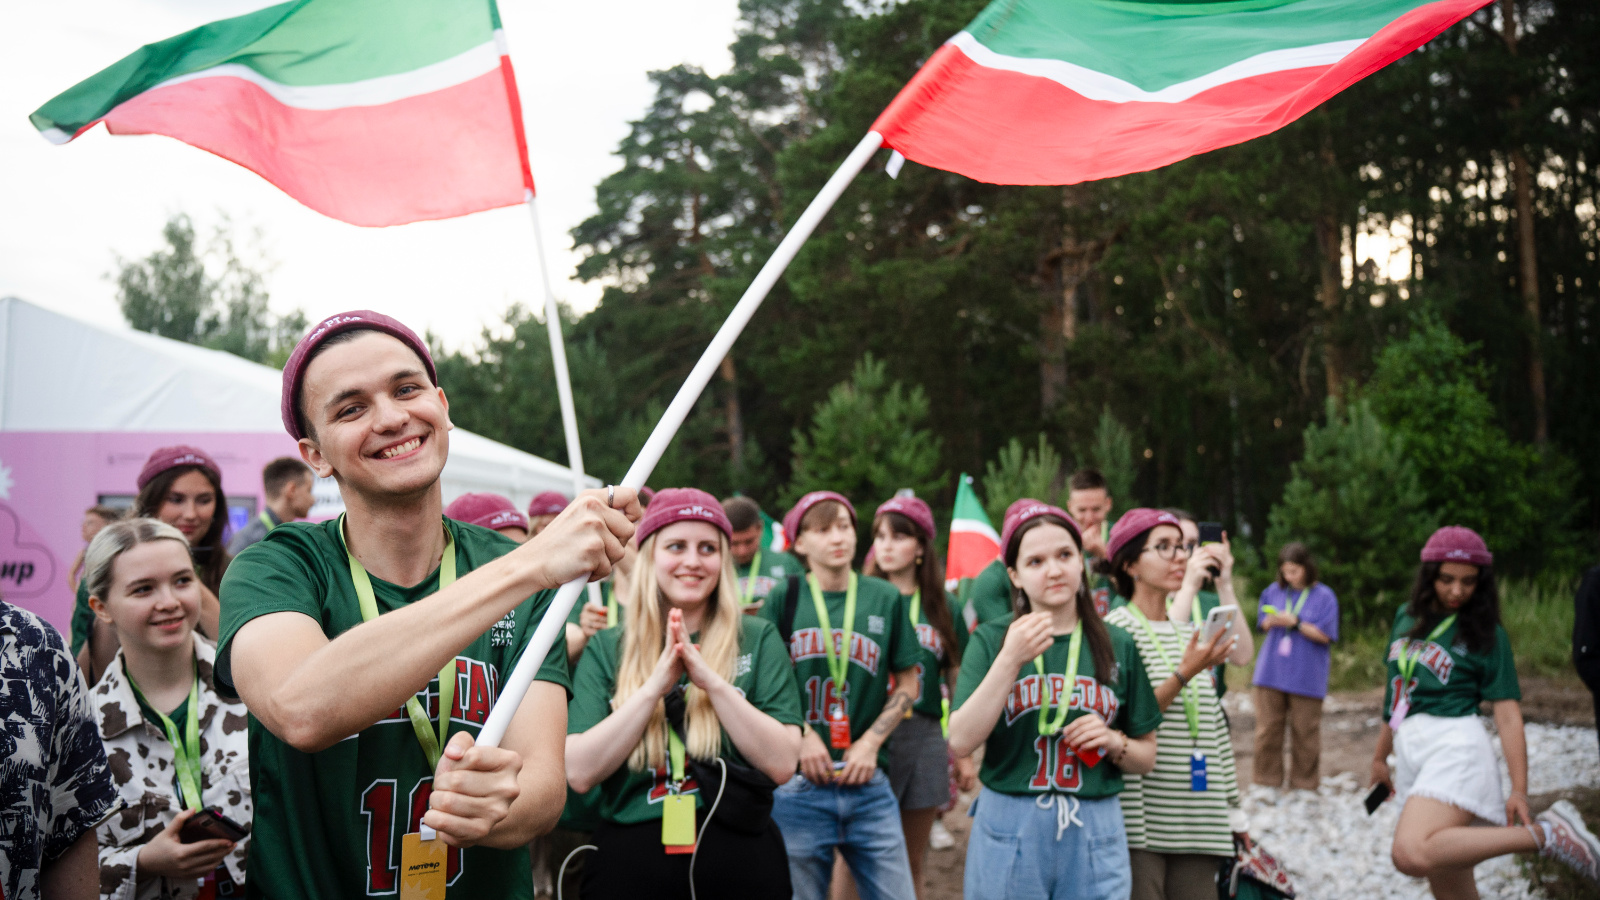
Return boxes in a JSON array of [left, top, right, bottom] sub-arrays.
[[6, 308, 1600, 900]]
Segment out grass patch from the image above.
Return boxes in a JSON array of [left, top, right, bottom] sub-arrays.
[[1222, 577, 1581, 694]]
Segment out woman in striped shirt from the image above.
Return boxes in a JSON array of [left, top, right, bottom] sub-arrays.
[[1102, 509, 1241, 900]]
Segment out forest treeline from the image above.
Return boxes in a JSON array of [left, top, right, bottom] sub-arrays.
[[114, 0, 1599, 618]]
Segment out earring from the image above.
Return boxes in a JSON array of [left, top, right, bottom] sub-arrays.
[[914, 556, 923, 566]]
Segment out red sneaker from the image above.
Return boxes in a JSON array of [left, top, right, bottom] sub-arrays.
[[1538, 800, 1600, 884]]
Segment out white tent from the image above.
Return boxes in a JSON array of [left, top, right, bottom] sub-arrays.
[[0, 297, 592, 631]]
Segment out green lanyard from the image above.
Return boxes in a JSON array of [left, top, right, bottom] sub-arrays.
[[1398, 614, 1457, 686], [126, 662, 204, 810], [607, 587, 619, 627], [1126, 604, 1200, 743], [341, 515, 458, 769], [741, 550, 763, 606], [1287, 589, 1310, 618], [259, 510, 277, 533], [808, 572, 858, 691], [1031, 625, 1082, 735], [667, 723, 687, 789], [908, 589, 920, 627]]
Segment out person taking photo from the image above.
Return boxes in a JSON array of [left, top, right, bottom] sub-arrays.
[[1102, 509, 1242, 900], [216, 311, 641, 900]]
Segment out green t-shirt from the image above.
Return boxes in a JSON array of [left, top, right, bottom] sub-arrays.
[[736, 550, 807, 610], [758, 573, 921, 763], [215, 518, 572, 900], [954, 616, 1161, 798], [967, 559, 1013, 627], [70, 580, 93, 654], [566, 580, 619, 626], [1382, 606, 1521, 720], [566, 617, 803, 825], [902, 591, 970, 719]]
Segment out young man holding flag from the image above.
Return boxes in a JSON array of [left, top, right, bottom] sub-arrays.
[[217, 311, 640, 899]]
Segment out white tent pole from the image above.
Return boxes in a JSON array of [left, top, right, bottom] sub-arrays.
[[476, 130, 885, 747], [523, 195, 606, 611]]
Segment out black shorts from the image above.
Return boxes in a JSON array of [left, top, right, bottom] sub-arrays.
[[580, 813, 791, 900]]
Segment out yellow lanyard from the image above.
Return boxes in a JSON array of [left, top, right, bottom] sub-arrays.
[[1398, 615, 1457, 686], [259, 510, 277, 533], [1127, 604, 1200, 743], [809, 572, 858, 690], [1032, 626, 1082, 736], [340, 515, 458, 769]]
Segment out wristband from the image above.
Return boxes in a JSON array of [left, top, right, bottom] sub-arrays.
[[1173, 669, 1192, 687]]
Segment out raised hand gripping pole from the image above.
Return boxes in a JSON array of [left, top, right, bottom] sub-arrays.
[[476, 130, 886, 749]]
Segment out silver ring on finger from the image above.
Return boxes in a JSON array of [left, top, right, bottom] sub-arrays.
[[607, 485, 615, 507]]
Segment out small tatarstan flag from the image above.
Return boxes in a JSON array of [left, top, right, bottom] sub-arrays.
[[872, 0, 1490, 186], [946, 473, 1001, 587], [30, 0, 535, 227]]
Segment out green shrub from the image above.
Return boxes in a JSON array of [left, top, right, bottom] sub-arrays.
[[980, 434, 1066, 524], [1265, 398, 1438, 629], [785, 353, 945, 513], [1364, 320, 1584, 576]]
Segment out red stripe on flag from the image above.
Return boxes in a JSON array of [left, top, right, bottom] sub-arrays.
[[100, 71, 528, 227], [874, 0, 1488, 185], [947, 531, 1001, 583], [498, 53, 537, 196]]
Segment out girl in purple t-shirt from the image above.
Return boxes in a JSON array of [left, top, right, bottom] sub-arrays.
[[1250, 543, 1337, 790]]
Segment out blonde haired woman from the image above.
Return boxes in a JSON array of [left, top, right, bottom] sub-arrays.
[[566, 489, 803, 899], [85, 517, 250, 899]]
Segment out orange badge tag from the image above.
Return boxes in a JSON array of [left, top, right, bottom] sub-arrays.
[[828, 706, 852, 750], [400, 832, 448, 900]]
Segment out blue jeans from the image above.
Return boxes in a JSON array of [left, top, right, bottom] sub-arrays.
[[771, 770, 916, 900], [964, 788, 1131, 900]]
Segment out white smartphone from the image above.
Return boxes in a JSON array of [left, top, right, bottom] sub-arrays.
[[1200, 604, 1238, 643]]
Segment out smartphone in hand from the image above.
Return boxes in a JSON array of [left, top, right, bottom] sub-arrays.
[[1200, 604, 1237, 644], [179, 807, 248, 843], [1363, 782, 1392, 815], [1198, 522, 1224, 577]]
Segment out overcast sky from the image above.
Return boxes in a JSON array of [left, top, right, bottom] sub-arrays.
[[0, 0, 741, 351]]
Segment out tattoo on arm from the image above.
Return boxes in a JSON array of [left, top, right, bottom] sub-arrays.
[[869, 693, 912, 737]]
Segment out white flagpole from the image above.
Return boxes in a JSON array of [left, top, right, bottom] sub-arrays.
[[524, 195, 607, 612], [476, 130, 886, 747]]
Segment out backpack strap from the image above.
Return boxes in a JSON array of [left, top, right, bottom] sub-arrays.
[[779, 574, 803, 648]]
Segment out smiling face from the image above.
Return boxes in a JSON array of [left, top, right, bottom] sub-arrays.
[[1126, 523, 1187, 594], [91, 539, 201, 653], [871, 518, 921, 578], [652, 521, 723, 608], [1007, 522, 1083, 611], [1434, 561, 1480, 610], [793, 506, 856, 575], [158, 470, 217, 547], [297, 332, 451, 500]]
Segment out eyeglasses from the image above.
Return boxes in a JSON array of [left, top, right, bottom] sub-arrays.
[[1143, 540, 1195, 561]]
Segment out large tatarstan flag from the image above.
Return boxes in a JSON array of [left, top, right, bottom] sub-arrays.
[[872, 0, 1490, 186], [29, 0, 534, 227]]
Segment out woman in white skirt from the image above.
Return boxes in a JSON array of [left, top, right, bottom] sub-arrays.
[[1370, 526, 1600, 896]]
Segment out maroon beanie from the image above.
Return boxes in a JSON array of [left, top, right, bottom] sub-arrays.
[[444, 493, 529, 532], [783, 491, 856, 543], [527, 491, 569, 518], [137, 445, 221, 491], [280, 310, 437, 441], [1000, 499, 1081, 560], [636, 488, 733, 545], [876, 496, 937, 543], [1421, 526, 1493, 566], [1107, 508, 1182, 560]]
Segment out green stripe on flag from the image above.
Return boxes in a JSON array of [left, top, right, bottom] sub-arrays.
[[31, 0, 499, 137], [966, 0, 1439, 92]]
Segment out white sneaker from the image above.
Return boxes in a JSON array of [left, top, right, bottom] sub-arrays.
[[929, 819, 955, 850], [1538, 800, 1600, 884]]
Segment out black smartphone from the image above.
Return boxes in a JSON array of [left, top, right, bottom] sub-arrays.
[[1198, 522, 1224, 577], [179, 807, 249, 843], [1363, 782, 1392, 815]]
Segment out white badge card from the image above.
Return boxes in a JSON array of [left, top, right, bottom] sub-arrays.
[[1278, 634, 1294, 656], [1388, 696, 1409, 731]]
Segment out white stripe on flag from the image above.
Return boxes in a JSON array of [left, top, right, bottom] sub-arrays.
[[950, 518, 1001, 544], [947, 31, 1364, 105], [141, 34, 503, 112]]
